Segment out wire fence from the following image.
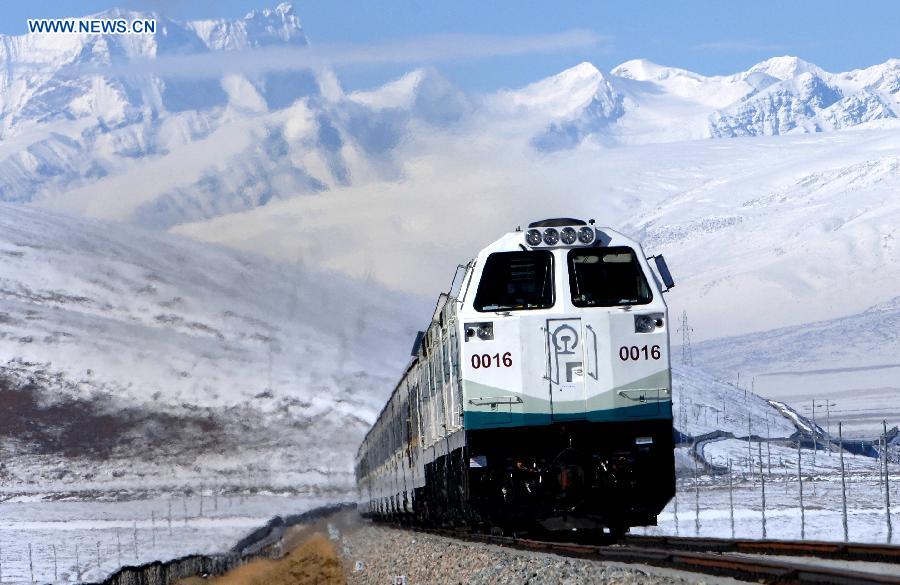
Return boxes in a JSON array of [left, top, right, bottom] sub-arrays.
[[652, 420, 900, 543], [0, 490, 335, 585]]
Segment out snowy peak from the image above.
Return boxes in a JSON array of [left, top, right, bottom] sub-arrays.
[[508, 62, 626, 150], [749, 55, 826, 80], [498, 61, 610, 118], [709, 70, 843, 137], [611, 58, 704, 83], [350, 67, 468, 122], [819, 88, 897, 130], [188, 2, 307, 51]]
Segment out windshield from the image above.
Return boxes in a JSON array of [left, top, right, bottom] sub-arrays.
[[568, 247, 652, 307], [474, 251, 554, 312]]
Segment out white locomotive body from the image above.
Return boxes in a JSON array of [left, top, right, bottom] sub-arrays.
[[355, 219, 676, 535]]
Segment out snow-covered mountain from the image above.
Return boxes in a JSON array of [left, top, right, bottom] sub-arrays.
[[0, 202, 427, 492], [3, 3, 900, 231], [489, 55, 900, 147], [0, 3, 467, 229]]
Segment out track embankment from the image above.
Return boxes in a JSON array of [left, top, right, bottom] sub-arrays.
[[177, 534, 343, 585]]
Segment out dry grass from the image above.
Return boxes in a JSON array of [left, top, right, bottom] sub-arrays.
[[179, 533, 346, 585]]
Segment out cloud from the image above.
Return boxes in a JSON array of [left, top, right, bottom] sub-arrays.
[[96, 30, 608, 78]]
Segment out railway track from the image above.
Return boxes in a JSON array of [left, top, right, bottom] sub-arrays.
[[415, 527, 900, 584]]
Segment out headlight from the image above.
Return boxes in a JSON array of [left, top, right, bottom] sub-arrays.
[[543, 228, 559, 245], [525, 229, 542, 246], [578, 227, 595, 244], [635, 314, 664, 333], [560, 227, 577, 244], [464, 322, 493, 341]]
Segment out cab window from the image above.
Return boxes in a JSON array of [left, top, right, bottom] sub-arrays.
[[474, 251, 554, 312], [568, 248, 652, 307]]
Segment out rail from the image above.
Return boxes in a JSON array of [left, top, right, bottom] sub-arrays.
[[411, 526, 900, 584]]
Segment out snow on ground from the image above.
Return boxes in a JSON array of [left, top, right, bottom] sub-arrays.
[[671, 364, 798, 439], [636, 459, 900, 545], [0, 203, 430, 494], [659, 436, 900, 543], [0, 494, 328, 584], [700, 438, 876, 476], [0, 203, 422, 414]]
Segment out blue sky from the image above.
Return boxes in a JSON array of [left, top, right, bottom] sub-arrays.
[[3, 0, 899, 91]]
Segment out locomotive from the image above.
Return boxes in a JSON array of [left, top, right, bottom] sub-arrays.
[[355, 218, 676, 536]]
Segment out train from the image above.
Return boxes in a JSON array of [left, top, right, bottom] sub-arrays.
[[355, 218, 676, 536]]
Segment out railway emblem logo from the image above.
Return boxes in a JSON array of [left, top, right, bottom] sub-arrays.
[[551, 324, 579, 355]]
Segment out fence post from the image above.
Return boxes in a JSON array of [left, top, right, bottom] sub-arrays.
[[884, 420, 893, 543], [28, 543, 33, 584], [694, 458, 701, 536], [673, 483, 679, 536], [728, 459, 734, 539], [838, 422, 848, 542], [812, 399, 818, 465], [117, 529, 122, 566], [759, 443, 767, 539], [52, 544, 57, 582], [747, 416, 753, 477], [133, 520, 139, 560], [783, 457, 788, 493], [75, 544, 80, 581], [96, 541, 101, 577], [798, 440, 805, 540]]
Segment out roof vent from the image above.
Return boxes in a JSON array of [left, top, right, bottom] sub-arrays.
[[528, 218, 587, 228]]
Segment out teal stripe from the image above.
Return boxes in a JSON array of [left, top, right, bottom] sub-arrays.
[[463, 402, 673, 430]]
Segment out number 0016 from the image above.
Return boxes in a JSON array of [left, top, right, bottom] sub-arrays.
[[470, 352, 512, 369], [618, 345, 662, 361]]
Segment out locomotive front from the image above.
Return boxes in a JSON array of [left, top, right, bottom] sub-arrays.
[[458, 218, 675, 533]]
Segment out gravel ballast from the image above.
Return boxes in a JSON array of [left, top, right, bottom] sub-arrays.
[[337, 522, 732, 585]]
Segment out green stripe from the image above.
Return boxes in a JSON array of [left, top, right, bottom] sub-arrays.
[[463, 402, 672, 430]]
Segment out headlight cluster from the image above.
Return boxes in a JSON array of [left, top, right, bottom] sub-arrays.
[[525, 226, 596, 247], [634, 313, 665, 333]]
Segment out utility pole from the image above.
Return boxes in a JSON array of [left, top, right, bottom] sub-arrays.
[[677, 311, 694, 366], [807, 400, 837, 458]]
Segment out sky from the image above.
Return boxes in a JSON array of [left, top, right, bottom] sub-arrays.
[[2, 0, 899, 91]]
